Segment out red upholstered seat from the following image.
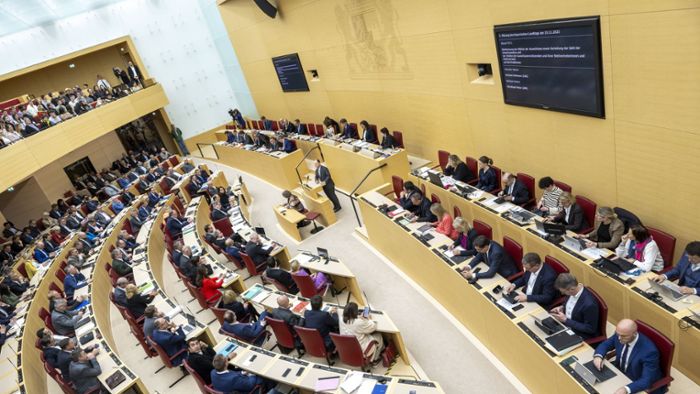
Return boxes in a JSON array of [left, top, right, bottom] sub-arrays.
[[554, 180, 572, 193], [473, 220, 492, 240], [392, 131, 404, 148], [647, 227, 676, 273], [635, 319, 675, 392], [437, 150, 450, 171], [575, 195, 596, 234], [584, 287, 607, 346], [503, 236, 523, 281], [516, 172, 536, 208]]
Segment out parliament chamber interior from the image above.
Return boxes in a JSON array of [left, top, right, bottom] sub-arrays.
[[0, 1, 699, 393]]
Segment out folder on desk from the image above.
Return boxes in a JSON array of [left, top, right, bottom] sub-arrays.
[[242, 286, 263, 300], [292, 301, 309, 313], [545, 329, 583, 355], [315, 376, 340, 392]]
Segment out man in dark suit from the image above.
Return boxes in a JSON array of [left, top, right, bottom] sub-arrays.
[[111, 248, 132, 276], [178, 246, 197, 281], [293, 119, 307, 135], [339, 119, 358, 139], [221, 310, 270, 346], [203, 225, 226, 249], [210, 201, 229, 221], [460, 236, 517, 281], [56, 338, 77, 379], [271, 295, 302, 327], [166, 210, 190, 239], [260, 116, 272, 130], [126, 61, 143, 87], [129, 212, 144, 234], [245, 233, 272, 265], [69, 347, 103, 394], [653, 241, 700, 295], [63, 265, 87, 301], [263, 259, 298, 294], [409, 193, 436, 223], [113, 277, 128, 306], [550, 273, 601, 339], [279, 118, 295, 133], [40, 335, 61, 367], [506, 253, 557, 307], [303, 295, 339, 350], [593, 319, 663, 394], [186, 339, 217, 384], [314, 160, 341, 212], [151, 318, 188, 366], [498, 173, 530, 205], [211, 355, 269, 393], [84, 198, 99, 213]]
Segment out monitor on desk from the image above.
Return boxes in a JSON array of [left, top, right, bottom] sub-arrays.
[[317, 247, 329, 260], [255, 227, 266, 236], [543, 222, 566, 235]]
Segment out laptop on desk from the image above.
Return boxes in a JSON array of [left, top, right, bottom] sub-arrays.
[[533, 316, 565, 335], [574, 361, 616, 386], [510, 209, 536, 224], [427, 171, 444, 188], [647, 279, 687, 301], [562, 235, 586, 252]]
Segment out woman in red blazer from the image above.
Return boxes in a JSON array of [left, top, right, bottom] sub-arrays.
[[430, 203, 458, 240], [195, 265, 224, 302]]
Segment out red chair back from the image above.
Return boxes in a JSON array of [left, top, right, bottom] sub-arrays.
[[420, 183, 426, 196], [222, 251, 244, 270], [17, 262, 29, 279], [584, 287, 607, 346], [148, 335, 185, 368], [240, 252, 266, 277], [330, 333, 371, 370], [647, 227, 676, 272], [210, 306, 228, 325], [430, 193, 440, 204], [315, 124, 324, 136], [473, 220, 492, 240], [159, 178, 172, 195], [265, 316, 296, 350], [122, 220, 133, 236], [503, 236, 523, 281], [392, 131, 404, 148], [169, 156, 179, 167], [554, 180, 572, 193], [575, 195, 596, 234], [544, 256, 569, 275], [49, 282, 64, 297], [36, 218, 46, 231], [39, 307, 50, 321], [212, 218, 233, 237], [453, 206, 462, 218], [263, 274, 291, 293], [271, 120, 279, 131], [183, 360, 209, 393], [491, 166, 503, 194], [295, 326, 330, 361], [465, 157, 478, 184], [437, 150, 450, 171], [516, 172, 536, 208], [306, 123, 315, 134], [391, 176, 404, 201], [56, 269, 66, 283], [292, 272, 325, 298], [634, 320, 675, 391]]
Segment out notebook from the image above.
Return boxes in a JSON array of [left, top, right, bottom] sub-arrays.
[[292, 301, 309, 313], [105, 370, 126, 389], [315, 376, 340, 392]]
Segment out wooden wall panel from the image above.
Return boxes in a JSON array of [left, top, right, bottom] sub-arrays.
[[218, 0, 700, 254], [0, 177, 51, 227]]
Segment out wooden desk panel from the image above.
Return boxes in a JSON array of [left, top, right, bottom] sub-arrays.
[[214, 143, 306, 190]]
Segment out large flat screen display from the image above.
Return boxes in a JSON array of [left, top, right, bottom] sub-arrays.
[[494, 16, 605, 118], [272, 53, 309, 92]]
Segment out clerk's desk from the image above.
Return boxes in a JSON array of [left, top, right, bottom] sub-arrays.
[[213, 141, 308, 190], [358, 187, 636, 394], [407, 169, 700, 384], [213, 338, 444, 394], [273, 205, 307, 243], [241, 283, 409, 364], [289, 252, 366, 307]]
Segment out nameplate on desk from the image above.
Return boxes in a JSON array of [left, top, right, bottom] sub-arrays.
[[410, 232, 431, 247], [397, 379, 436, 388], [556, 244, 586, 261], [313, 364, 347, 374], [251, 347, 275, 357], [280, 355, 309, 366], [681, 316, 700, 330]]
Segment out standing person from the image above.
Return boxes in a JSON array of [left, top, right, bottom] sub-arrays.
[[112, 67, 131, 87], [314, 160, 341, 212], [126, 61, 143, 87], [170, 123, 190, 155]]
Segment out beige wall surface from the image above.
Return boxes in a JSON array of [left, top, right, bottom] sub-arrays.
[[0, 177, 51, 228], [218, 0, 700, 259]]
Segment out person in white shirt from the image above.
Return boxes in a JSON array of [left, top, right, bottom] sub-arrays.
[[25, 101, 40, 118], [615, 225, 664, 272], [96, 74, 111, 91], [48, 111, 62, 126], [505, 253, 557, 307]]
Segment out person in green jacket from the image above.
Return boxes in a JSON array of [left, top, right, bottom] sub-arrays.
[[171, 123, 190, 155]]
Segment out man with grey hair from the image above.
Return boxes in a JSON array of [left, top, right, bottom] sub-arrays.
[[69, 347, 102, 393], [549, 273, 601, 340], [505, 253, 557, 307], [51, 299, 85, 336], [112, 277, 129, 306], [111, 248, 132, 276], [244, 233, 272, 266]]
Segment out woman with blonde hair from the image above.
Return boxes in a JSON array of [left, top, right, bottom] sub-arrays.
[[218, 289, 258, 320], [290, 260, 329, 293], [449, 217, 479, 257], [577, 207, 624, 250], [125, 283, 156, 319], [444, 155, 473, 183], [548, 192, 587, 233], [430, 203, 458, 239]]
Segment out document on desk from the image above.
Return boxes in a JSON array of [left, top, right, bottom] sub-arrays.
[[75, 322, 95, 337], [581, 248, 610, 260], [166, 306, 182, 320], [496, 297, 516, 311], [483, 198, 517, 213], [340, 371, 363, 393]]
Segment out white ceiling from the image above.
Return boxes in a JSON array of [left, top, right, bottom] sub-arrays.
[[0, 0, 128, 37]]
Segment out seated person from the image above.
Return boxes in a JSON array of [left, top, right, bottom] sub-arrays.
[[359, 120, 377, 144], [211, 354, 271, 393], [178, 246, 198, 281], [615, 225, 664, 272], [151, 318, 187, 366], [449, 217, 478, 257], [166, 209, 191, 239], [195, 266, 224, 302], [548, 192, 587, 233], [51, 299, 85, 336], [125, 284, 157, 319], [593, 319, 663, 394], [339, 118, 357, 139], [282, 137, 296, 153], [221, 310, 270, 346], [210, 201, 229, 221], [459, 236, 517, 281], [653, 241, 700, 295], [535, 176, 564, 217], [409, 193, 437, 223], [475, 156, 498, 193], [430, 203, 458, 239], [69, 347, 103, 394], [245, 233, 273, 266], [339, 302, 384, 362], [33, 241, 55, 263], [223, 238, 242, 260], [143, 305, 167, 339], [444, 155, 473, 183], [271, 295, 302, 327], [219, 290, 258, 320], [303, 295, 339, 351], [398, 181, 421, 210], [111, 248, 132, 276], [203, 224, 227, 249], [264, 258, 299, 294], [505, 253, 557, 307], [63, 265, 88, 301], [577, 207, 625, 250], [290, 261, 329, 293], [550, 273, 600, 339], [186, 339, 217, 384], [379, 127, 398, 149], [113, 277, 128, 306], [498, 173, 530, 205], [40, 334, 61, 368]]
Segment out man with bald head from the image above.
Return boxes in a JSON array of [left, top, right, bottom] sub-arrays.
[[151, 318, 188, 366], [593, 319, 663, 394], [271, 295, 301, 327]]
